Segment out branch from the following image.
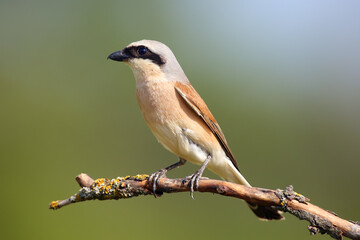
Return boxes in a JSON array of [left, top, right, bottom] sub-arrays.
[[49, 173, 360, 240]]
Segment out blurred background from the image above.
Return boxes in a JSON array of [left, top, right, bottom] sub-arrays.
[[1, 0, 359, 239]]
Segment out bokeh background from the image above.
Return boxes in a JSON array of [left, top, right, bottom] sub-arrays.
[[1, 1, 359, 239]]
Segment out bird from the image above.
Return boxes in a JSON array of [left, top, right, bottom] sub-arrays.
[[108, 40, 283, 220]]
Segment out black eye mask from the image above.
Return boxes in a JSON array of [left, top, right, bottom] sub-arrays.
[[124, 45, 166, 66]]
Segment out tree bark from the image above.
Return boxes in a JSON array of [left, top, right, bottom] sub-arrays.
[[49, 173, 360, 240]]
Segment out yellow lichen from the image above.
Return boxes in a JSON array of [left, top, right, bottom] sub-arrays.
[[50, 201, 59, 209], [132, 174, 149, 181], [92, 178, 109, 188], [75, 194, 81, 201], [280, 197, 288, 207], [86, 175, 150, 199]]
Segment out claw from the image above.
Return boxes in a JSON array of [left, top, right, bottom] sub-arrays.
[[190, 176, 195, 199], [148, 158, 187, 197], [187, 155, 211, 199], [189, 174, 196, 199], [148, 169, 167, 197], [188, 170, 201, 199]]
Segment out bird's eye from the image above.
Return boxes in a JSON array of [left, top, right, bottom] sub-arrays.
[[137, 46, 147, 55]]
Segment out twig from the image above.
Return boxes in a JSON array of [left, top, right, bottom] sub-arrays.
[[49, 173, 360, 240]]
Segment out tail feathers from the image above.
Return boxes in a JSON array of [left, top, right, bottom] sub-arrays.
[[247, 202, 284, 220], [218, 160, 284, 220]]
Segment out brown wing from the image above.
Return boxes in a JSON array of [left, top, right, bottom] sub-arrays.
[[174, 82, 239, 170]]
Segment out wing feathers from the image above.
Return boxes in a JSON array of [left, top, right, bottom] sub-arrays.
[[174, 83, 239, 170]]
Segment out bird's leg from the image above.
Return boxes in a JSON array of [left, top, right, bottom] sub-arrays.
[[148, 158, 187, 195], [188, 155, 211, 199]]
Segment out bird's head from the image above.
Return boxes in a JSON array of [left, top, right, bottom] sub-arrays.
[[108, 40, 188, 83]]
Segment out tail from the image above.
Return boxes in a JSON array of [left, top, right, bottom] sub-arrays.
[[214, 161, 284, 221], [246, 202, 284, 221]]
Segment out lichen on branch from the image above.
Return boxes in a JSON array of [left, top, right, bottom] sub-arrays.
[[49, 173, 360, 240]]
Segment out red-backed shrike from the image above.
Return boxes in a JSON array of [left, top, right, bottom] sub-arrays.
[[108, 40, 283, 220]]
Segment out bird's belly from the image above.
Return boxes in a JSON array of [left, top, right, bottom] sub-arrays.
[[151, 122, 209, 165], [136, 82, 213, 165]]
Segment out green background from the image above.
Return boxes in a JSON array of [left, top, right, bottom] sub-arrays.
[[1, 1, 359, 239]]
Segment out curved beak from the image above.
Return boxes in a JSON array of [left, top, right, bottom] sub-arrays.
[[107, 50, 130, 62]]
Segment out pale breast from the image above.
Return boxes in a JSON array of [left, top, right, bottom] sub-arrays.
[[136, 81, 179, 152], [136, 81, 221, 164]]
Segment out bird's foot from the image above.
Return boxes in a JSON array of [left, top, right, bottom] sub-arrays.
[[185, 155, 211, 199], [148, 158, 187, 197], [186, 171, 205, 199], [148, 169, 167, 196]]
